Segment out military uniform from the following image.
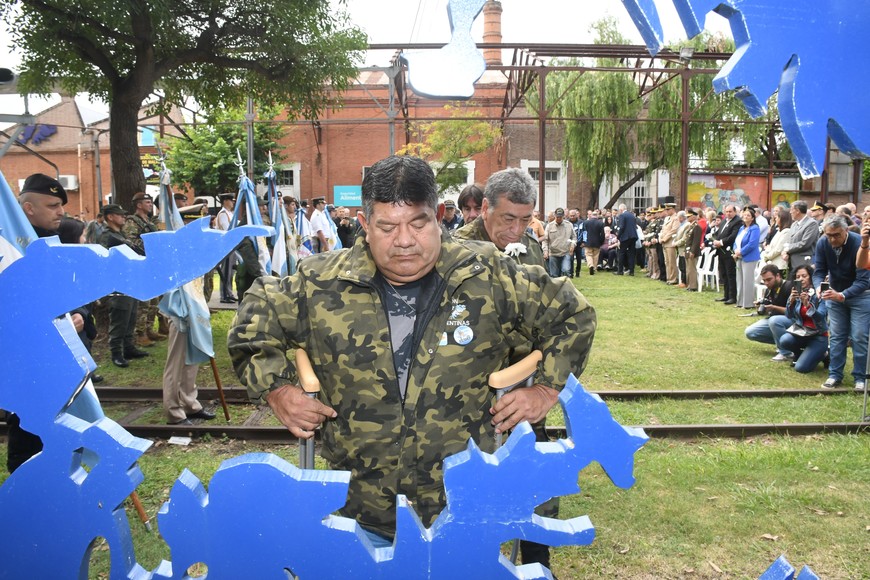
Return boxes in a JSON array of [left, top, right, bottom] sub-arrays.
[[98, 225, 140, 362], [123, 213, 162, 342], [453, 216, 545, 267], [228, 233, 596, 539]]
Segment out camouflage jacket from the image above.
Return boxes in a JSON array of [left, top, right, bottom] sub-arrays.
[[122, 214, 158, 256], [453, 217, 545, 267], [227, 234, 596, 537]]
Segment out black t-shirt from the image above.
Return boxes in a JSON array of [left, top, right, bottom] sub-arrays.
[[376, 271, 432, 401]]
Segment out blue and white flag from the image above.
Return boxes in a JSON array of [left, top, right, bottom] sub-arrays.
[[157, 165, 214, 365], [0, 170, 38, 273], [264, 169, 288, 277], [229, 174, 272, 275], [295, 207, 313, 258]]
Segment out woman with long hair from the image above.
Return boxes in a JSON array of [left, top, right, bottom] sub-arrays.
[[780, 264, 829, 373]]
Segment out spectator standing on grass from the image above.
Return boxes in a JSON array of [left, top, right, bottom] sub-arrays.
[[615, 204, 638, 276], [542, 208, 576, 278], [780, 264, 829, 374], [782, 200, 820, 278], [659, 203, 679, 284], [683, 208, 703, 291], [733, 207, 761, 310], [812, 215, 870, 391], [762, 205, 792, 273], [309, 197, 331, 253], [583, 209, 605, 275], [744, 264, 794, 361], [124, 192, 163, 347], [713, 204, 741, 305], [98, 204, 150, 368]]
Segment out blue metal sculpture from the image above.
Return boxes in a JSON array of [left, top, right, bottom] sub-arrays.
[[759, 554, 819, 580], [155, 377, 647, 578], [401, 0, 487, 99], [0, 221, 265, 578], [620, 0, 870, 177]]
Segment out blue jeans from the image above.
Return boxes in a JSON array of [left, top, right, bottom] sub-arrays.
[[745, 314, 793, 356], [779, 333, 829, 373], [548, 254, 572, 278], [826, 291, 870, 382]]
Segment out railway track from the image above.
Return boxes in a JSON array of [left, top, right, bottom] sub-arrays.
[[1, 386, 866, 442]]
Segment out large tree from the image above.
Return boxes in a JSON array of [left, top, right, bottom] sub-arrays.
[[166, 106, 288, 197], [1, 0, 366, 207]]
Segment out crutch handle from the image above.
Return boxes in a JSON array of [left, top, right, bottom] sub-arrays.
[[295, 349, 321, 395], [295, 349, 319, 470], [489, 350, 543, 392]]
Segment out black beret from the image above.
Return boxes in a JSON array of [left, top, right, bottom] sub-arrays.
[[21, 173, 67, 204], [102, 204, 127, 216]]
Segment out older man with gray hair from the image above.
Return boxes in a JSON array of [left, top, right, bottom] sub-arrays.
[[813, 214, 870, 390], [454, 168, 544, 267]]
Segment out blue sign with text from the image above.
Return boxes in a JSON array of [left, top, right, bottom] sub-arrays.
[[334, 185, 362, 207]]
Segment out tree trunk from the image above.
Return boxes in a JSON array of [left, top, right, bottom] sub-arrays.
[[604, 170, 647, 210], [108, 95, 148, 210]]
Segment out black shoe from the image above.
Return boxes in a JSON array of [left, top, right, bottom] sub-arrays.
[[124, 347, 150, 359], [723, 299, 736, 305], [715, 297, 727, 302], [90, 373, 104, 384], [589, 267, 595, 275], [627, 271, 635, 276], [168, 418, 193, 426], [112, 355, 129, 368], [219, 298, 235, 304], [187, 409, 216, 421]]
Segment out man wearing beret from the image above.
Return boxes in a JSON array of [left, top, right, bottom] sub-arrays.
[[8, 174, 88, 472], [124, 192, 162, 347], [98, 204, 149, 368]]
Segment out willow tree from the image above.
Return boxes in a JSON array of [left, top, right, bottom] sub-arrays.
[[397, 104, 501, 195], [1, 0, 366, 207], [528, 19, 643, 209]]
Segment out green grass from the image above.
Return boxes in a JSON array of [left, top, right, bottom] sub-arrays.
[[4, 271, 870, 578]]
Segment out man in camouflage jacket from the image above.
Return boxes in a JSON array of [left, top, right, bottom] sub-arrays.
[[228, 156, 596, 544]]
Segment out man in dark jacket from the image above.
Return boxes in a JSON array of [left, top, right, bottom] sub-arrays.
[[713, 204, 742, 304], [583, 210, 605, 275], [813, 215, 870, 390], [615, 204, 638, 275]]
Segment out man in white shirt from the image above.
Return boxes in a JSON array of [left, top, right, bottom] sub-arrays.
[[216, 193, 237, 303], [309, 197, 331, 253]]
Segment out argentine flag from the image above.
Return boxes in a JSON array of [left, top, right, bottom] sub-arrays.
[[230, 174, 272, 275], [157, 166, 215, 365], [265, 169, 289, 277], [0, 170, 37, 273]]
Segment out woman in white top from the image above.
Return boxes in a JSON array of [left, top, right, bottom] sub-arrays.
[[762, 205, 792, 273]]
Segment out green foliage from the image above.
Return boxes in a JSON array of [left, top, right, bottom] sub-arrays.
[[1, 0, 366, 115], [166, 106, 289, 195], [396, 104, 500, 195], [0, 0, 366, 204]]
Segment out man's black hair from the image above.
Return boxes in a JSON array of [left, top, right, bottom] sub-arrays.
[[361, 156, 437, 220]]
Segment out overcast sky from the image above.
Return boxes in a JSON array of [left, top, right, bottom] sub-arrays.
[[1, 0, 731, 121]]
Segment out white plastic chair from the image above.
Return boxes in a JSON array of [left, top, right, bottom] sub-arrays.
[[699, 248, 720, 292]]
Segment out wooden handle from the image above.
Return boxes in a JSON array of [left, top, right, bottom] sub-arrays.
[[295, 349, 321, 394], [488, 350, 543, 391]]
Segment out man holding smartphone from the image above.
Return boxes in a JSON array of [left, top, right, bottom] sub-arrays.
[[812, 215, 870, 390]]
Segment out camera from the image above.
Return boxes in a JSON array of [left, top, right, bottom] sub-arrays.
[[757, 297, 771, 315]]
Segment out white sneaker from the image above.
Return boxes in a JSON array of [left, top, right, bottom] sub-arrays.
[[855, 381, 866, 392], [821, 378, 842, 389], [771, 353, 791, 362]]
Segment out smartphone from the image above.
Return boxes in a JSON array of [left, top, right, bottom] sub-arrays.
[[820, 281, 830, 293]]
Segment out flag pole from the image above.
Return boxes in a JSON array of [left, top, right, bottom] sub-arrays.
[[209, 357, 231, 422]]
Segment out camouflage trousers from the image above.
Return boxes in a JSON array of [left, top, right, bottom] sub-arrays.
[[136, 296, 161, 337]]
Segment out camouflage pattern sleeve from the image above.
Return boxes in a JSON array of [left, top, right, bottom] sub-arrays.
[[485, 248, 597, 390], [227, 275, 309, 403], [122, 217, 146, 256]]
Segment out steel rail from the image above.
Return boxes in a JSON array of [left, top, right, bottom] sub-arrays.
[[0, 420, 866, 441], [93, 387, 858, 403]]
